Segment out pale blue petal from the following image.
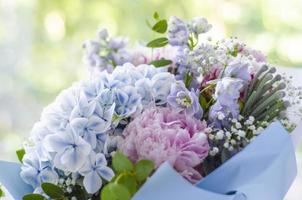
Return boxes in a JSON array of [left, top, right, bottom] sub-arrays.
[[87, 115, 110, 133], [60, 148, 86, 172], [95, 153, 107, 166], [70, 118, 88, 136], [44, 133, 70, 152], [97, 166, 114, 181], [83, 132, 97, 149], [40, 168, 59, 184], [83, 171, 102, 194], [20, 167, 39, 188]]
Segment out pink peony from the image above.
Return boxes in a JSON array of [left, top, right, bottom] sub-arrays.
[[119, 107, 209, 183]]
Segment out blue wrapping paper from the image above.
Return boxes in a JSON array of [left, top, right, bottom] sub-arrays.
[[0, 122, 299, 200], [0, 161, 33, 200], [133, 122, 297, 200]]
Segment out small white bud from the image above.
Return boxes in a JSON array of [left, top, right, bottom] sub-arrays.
[[215, 130, 224, 140], [237, 130, 246, 137], [223, 142, 229, 148], [218, 112, 225, 120], [228, 146, 234, 151], [213, 147, 219, 153], [235, 122, 242, 129]]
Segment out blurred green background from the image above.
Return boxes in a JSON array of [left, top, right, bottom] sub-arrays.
[[0, 0, 301, 198]]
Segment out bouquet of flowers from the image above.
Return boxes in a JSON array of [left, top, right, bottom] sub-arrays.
[[0, 12, 301, 200]]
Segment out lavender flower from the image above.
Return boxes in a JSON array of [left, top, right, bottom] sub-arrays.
[[167, 81, 202, 118], [224, 56, 251, 82], [209, 77, 243, 127], [168, 16, 189, 46], [189, 17, 212, 37], [214, 77, 243, 107], [83, 29, 132, 74]]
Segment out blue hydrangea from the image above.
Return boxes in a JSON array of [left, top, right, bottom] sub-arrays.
[[21, 63, 176, 195], [20, 151, 58, 188], [44, 126, 92, 172]]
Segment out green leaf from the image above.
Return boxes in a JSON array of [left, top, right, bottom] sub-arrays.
[[134, 160, 155, 182], [184, 72, 193, 88], [149, 59, 172, 67], [199, 94, 208, 110], [101, 183, 131, 200], [147, 37, 168, 48], [41, 182, 65, 199], [116, 174, 137, 195], [23, 194, 46, 200], [153, 12, 160, 20], [16, 148, 25, 163], [112, 151, 134, 173], [152, 20, 167, 33]]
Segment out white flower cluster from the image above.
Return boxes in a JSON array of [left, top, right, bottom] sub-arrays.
[[282, 74, 302, 123], [207, 116, 267, 156]]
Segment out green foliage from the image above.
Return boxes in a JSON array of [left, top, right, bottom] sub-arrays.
[[153, 12, 160, 20], [241, 66, 287, 123], [16, 148, 25, 163], [41, 182, 65, 199], [152, 20, 167, 34], [134, 160, 155, 182], [149, 59, 172, 67], [112, 151, 134, 173], [101, 183, 130, 200], [147, 37, 168, 48], [102, 152, 155, 200], [199, 94, 208, 110], [23, 182, 66, 200], [184, 72, 193, 88], [23, 194, 46, 200]]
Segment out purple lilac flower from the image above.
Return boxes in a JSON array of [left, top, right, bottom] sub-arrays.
[[82, 29, 132, 74], [168, 16, 189, 46], [224, 56, 251, 83], [209, 77, 243, 127], [214, 77, 243, 107], [167, 81, 202, 118]]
